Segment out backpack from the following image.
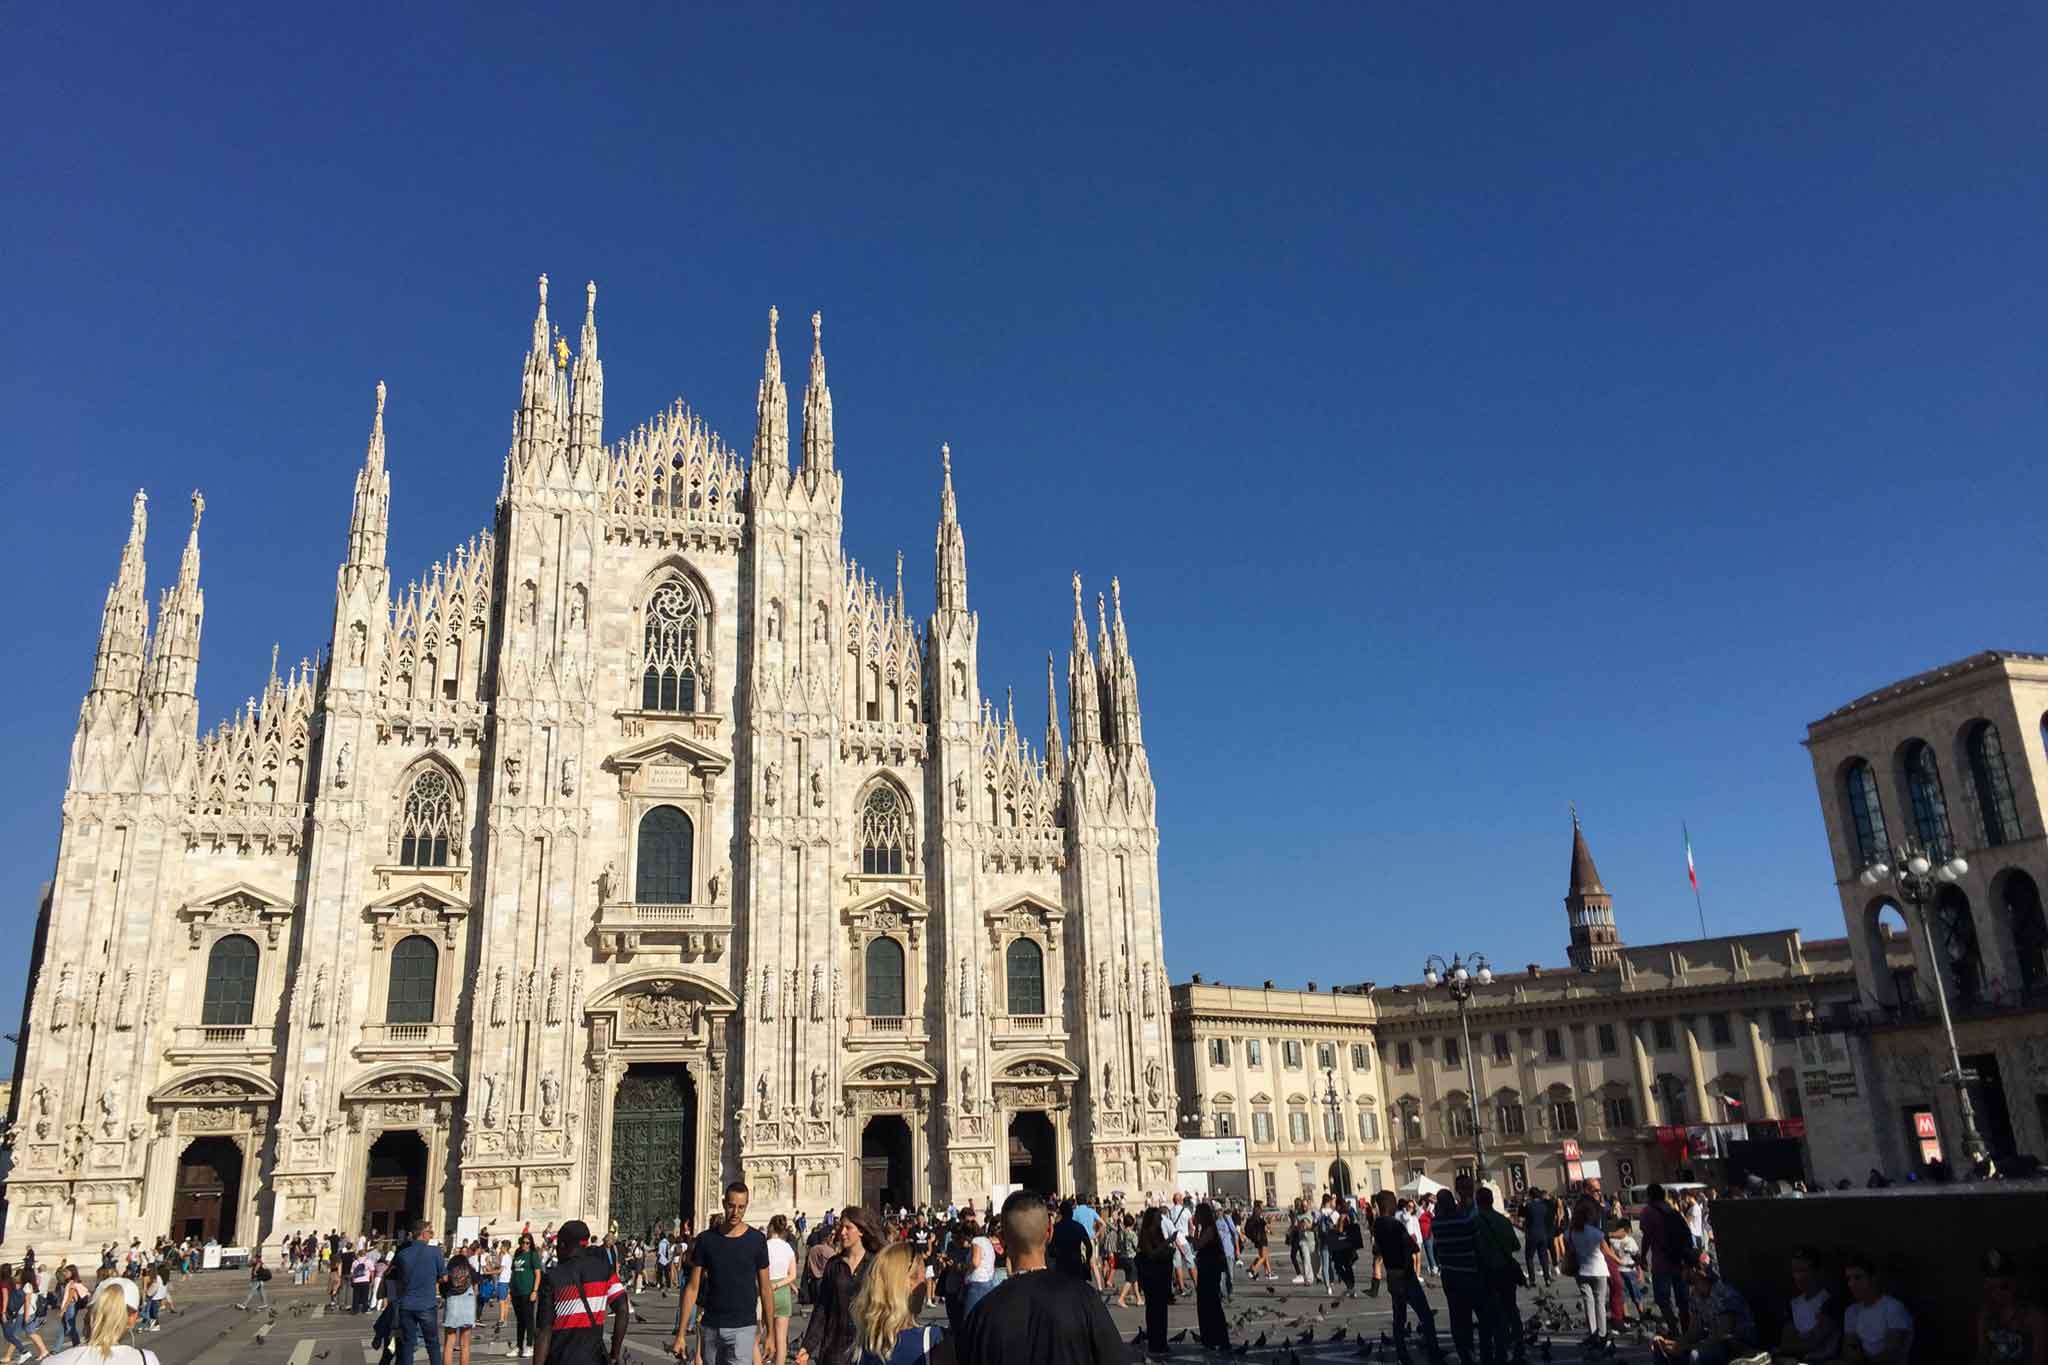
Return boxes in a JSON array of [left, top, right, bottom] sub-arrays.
[[447, 1261, 472, 1294]]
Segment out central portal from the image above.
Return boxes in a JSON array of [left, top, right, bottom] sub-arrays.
[[1007, 1110, 1057, 1194], [859, 1115, 914, 1213], [363, 1131, 428, 1237], [610, 1064, 697, 1237], [173, 1137, 243, 1243]]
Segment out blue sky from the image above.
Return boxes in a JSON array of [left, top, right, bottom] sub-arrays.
[[4, 5, 2044, 1046]]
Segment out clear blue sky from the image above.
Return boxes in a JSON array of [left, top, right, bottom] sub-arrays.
[[5, 5, 2044, 1044]]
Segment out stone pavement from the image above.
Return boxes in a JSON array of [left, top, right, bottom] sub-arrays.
[[104, 1266, 1663, 1364]]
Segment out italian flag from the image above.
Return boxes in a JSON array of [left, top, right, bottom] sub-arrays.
[[1685, 824, 1699, 892]]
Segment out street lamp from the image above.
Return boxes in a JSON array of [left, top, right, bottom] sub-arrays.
[[1321, 1065, 1349, 1200], [1422, 952, 1493, 1193], [1859, 841, 1987, 1168]]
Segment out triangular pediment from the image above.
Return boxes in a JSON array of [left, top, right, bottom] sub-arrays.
[[983, 892, 1063, 922], [604, 733, 730, 775], [1249, 1092, 1273, 1105], [366, 880, 471, 913], [186, 879, 295, 913], [843, 889, 932, 920]]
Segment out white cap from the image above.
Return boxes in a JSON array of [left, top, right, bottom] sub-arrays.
[[101, 1277, 140, 1312]]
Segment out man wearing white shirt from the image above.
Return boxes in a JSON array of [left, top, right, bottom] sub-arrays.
[[1165, 1194, 1194, 1295], [1839, 1256, 1912, 1364]]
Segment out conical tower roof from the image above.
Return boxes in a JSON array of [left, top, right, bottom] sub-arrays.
[[1567, 805, 1607, 899]]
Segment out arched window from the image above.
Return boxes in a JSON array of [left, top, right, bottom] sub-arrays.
[[641, 580, 702, 712], [387, 935, 438, 1023], [1655, 1074, 1687, 1125], [636, 806, 694, 905], [201, 934, 260, 1027], [1843, 759, 1890, 868], [1966, 722, 2021, 846], [1901, 740, 1952, 855], [1934, 884, 1983, 1003], [865, 937, 905, 1017], [398, 766, 457, 867], [2005, 871, 2048, 992], [858, 785, 911, 875], [1005, 938, 1046, 1016]]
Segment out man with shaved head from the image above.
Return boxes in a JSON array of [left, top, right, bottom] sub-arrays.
[[956, 1191, 1125, 1364]]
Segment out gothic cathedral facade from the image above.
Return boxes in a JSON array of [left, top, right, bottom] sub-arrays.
[[5, 277, 1178, 1253]]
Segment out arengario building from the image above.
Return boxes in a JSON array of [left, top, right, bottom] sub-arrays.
[[4, 277, 1178, 1254]]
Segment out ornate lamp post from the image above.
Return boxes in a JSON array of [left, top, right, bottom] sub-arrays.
[[1859, 841, 1987, 1167], [1422, 952, 1492, 1192], [1321, 1065, 1350, 1200]]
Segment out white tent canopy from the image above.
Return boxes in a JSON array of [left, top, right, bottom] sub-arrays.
[[1396, 1173, 1444, 1198]]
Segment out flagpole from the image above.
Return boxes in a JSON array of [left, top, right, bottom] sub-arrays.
[[1686, 821, 1707, 937]]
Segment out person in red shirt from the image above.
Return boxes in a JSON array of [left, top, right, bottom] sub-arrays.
[[532, 1220, 626, 1365], [1418, 1204, 1437, 1279]]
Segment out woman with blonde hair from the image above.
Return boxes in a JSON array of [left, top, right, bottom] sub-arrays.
[[849, 1242, 949, 1365], [44, 1278, 155, 1365]]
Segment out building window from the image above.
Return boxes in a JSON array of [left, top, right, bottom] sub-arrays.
[[1283, 1040, 1303, 1070], [1844, 758, 1890, 868], [386, 934, 438, 1024], [640, 580, 701, 712], [635, 806, 694, 904], [864, 936, 906, 1017], [1602, 1096, 1636, 1129], [858, 785, 911, 874], [1902, 739, 1953, 855], [1444, 1036, 1462, 1068], [1657, 1075, 1687, 1125], [1396, 1042, 1413, 1070], [1323, 1110, 1344, 1142], [1769, 1007, 1794, 1041], [1652, 1017, 1676, 1051], [1252, 1111, 1274, 1144], [1351, 1043, 1371, 1071], [1708, 1013, 1732, 1046], [1005, 938, 1045, 1015], [1596, 1023, 1617, 1056], [1777, 1066, 1805, 1120], [1498, 1101, 1526, 1136], [1246, 1039, 1264, 1068], [1288, 1111, 1310, 1143], [1934, 886, 1983, 1002], [1316, 1043, 1336, 1071], [1263, 1170, 1277, 1205], [2009, 872, 2048, 992], [1549, 1099, 1580, 1133], [1543, 1028, 1564, 1060], [1967, 722, 2022, 846], [1358, 1109, 1379, 1142], [201, 934, 260, 1027], [1718, 1079, 1745, 1121], [398, 766, 456, 867], [1214, 1111, 1235, 1137], [1448, 1105, 1474, 1138], [1492, 1032, 1511, 1064], [1400, 1104, 1424, 1144], [1208, 1039, 1231, 1068]]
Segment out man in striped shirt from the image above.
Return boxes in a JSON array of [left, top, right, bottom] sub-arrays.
[[533, 1220, 628, 1365]]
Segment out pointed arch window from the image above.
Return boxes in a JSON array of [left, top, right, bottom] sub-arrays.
[[865, 936, 906, 1018], [1966, 722, 2021, 846], [636, 806, 694, 905], [859, 785, 911, 875], [641, 580, 702, 712], [387, 935, 438, 1023], [398, 767, 456, 867], [201, 934, 260, 1027], [1006, 938, 1046, 1016], [1901, 740, 1952, 855], [1844, 758, 1890, 868]]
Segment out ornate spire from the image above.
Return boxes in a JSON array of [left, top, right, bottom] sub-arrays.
[[346, 381, 391, 567], [1045, 651, 1065, 782], [800, 309, 834, 474], [1067, 573, 1101, 750], [146, 491, 206, 705], [90, 489, 151, 697], [894, 549, 905, 617], [934, 444, 968, 614], [178, 490, 203, 592], [751, 306, 790, 473], [1105, 576, 1143, 750], [569, 281, 604, 466], [509, 273, 562, 488]]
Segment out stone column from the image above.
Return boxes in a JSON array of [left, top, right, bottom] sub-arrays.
[[1744, 1012, 1780, 1120], [1629, 1021, 1657, 1122], [1682, 1018, 1712, 1119]]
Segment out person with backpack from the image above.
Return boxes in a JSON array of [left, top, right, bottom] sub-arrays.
[[442, 1254, 477, 1365], [1640, 1185, 1694, 1335], [234, 1255, 275, 1315], [44, 1279, 154, 1365]]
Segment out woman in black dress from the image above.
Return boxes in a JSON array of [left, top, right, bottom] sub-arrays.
[[1193, 1202, 1231, 1352], [1133, 1207, 1176, 1359], [795, 1206, 884, 1365]]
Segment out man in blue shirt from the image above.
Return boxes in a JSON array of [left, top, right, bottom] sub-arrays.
[[387, 1220, 448, 1365]]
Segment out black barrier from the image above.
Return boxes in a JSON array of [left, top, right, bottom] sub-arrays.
[[1708, 1184, 2048, 1358]]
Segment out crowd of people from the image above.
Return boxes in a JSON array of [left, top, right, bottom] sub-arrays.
[[14, 1175, 2046, 1364]]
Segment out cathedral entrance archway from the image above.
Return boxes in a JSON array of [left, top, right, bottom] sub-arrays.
[[1007, 1111, 1057, 1194], [860, 1116, 914, 1213], [610, 1065, 697, 1237], [173, 1137, 242, 1243], [363, 1131, 428, 1237]]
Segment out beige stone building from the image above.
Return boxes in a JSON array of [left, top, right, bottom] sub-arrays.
[[1174, 818, 1896, 1200], [2, 278, 1178, 1256], [1803, 650, 2048, 1176]]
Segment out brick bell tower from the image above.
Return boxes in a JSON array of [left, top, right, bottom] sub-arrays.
[[1565, 805, 1624, 970]]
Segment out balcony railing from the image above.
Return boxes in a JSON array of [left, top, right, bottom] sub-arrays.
[[166, 1025, 276, 1059], [852, 1015, 910, 1035], [593, 900, 733, 961]]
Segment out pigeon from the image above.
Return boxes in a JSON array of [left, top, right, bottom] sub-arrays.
[[1253, 1332, 1267, 1348], [1331, 1326, 1348, 1342], [1171, 1328, 1189, 1343], [1318, 1302, 1331, 1317], [1130, 1329, 1145, 1347], [1299, 1326, 1316, 1345]]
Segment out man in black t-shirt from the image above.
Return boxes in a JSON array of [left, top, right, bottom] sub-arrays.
[[1370, 1192, 1444, 1362], [671, 1182, 774, 1365], [1047, 1199, 1094, 1282], [956, 1191, 1124, 1365]]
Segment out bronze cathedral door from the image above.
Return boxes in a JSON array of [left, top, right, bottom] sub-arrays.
[[609, 1065, 696, 1236]]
